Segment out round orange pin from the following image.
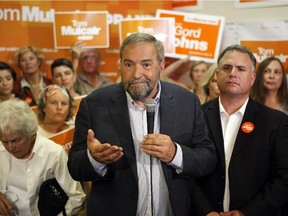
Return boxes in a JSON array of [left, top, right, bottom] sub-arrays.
[[241, 122, 254, 133]]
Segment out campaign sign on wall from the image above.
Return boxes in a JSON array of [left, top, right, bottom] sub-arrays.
[[172, 0, 203, 11], [119, 18, 176, 55], [0, 1, 172, 82], [240, 40, 288, 72], [235, 0, 288, 8], [156, 9, 225, 63], [221, 20, 288, 72], [53, 11, 109, 49]]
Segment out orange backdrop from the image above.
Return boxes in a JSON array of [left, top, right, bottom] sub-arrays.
[[0, 1, 172, 82], [241, 40, 288, 72]]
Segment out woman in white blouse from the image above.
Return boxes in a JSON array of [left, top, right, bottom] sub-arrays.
[[0, 98, 85, 215]]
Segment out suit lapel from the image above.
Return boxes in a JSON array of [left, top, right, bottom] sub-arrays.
[[206, 100, 226, 170], [230, 98, 258, 162], [159, 86, 176, 136], [158, 83, 177, 182], [109, 86, 138, 181]]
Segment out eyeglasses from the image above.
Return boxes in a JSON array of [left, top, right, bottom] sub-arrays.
[[1, 137, 26, 146], [81, 55, 99, 61]]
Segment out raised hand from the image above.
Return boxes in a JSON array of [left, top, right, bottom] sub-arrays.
[[87, 129, 123, 164]]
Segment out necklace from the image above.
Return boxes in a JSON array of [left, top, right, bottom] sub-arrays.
[[30, 83, 40, 88]]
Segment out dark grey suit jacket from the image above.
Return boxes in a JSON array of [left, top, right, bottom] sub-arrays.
[[192, 98, 288, 216], [68, 82, 216, 216]]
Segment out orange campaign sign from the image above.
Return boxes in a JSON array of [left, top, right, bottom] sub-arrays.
[[119, 18, 176, 55], [240, 40, 288, 72], [235, 0, 288, 8], [53, 11, 109, 49], [49, 127, 75, 146], [0, 1, 173, 82], [156, 9, 225, 63], [172, 0, 202, 11]]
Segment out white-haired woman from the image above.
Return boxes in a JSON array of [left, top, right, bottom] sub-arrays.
[[0, 98, 85, 215]]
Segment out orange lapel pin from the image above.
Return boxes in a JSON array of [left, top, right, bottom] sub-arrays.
[[241, 122, 254, 133]]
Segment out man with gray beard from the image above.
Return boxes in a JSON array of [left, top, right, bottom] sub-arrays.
[[68, 32, 216, 216]]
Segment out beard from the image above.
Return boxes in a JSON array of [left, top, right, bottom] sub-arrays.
[[122, 77, 158, 101]]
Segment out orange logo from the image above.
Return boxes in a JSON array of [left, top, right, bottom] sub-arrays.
[[241, 122, 254, 133], [53, 11, 109, 49]]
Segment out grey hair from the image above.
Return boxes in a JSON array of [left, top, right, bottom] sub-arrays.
[[0, 98, 38, 137], [80, 48, 101, 60], [119, 33, 165, 63], [217, 44, 257, 71]]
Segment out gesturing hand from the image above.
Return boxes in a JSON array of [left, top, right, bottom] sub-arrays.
[[87, 129, 124, 164]]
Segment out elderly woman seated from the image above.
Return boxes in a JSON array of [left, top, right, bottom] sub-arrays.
[[0, 98, 85, 215]]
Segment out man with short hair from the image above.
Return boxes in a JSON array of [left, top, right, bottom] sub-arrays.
[[191, 44, 288, 216], [71, 42, 113, 95], [68, 33, 216, 216]]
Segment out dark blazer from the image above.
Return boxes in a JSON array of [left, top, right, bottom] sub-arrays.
[[68, 82, 216, 216], [192, 98, 288, 216]]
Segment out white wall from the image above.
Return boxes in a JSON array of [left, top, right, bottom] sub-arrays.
[[198, 0, 288, 22]]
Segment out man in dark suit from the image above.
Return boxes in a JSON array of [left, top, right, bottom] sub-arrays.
[[68, 33, 216, 216], [191, 45, 288, 216]]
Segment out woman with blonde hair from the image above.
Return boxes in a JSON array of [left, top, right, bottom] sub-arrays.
[[14, 45, 52, 106], [161, 56, 210, 95], [199, 63, 220, 104]]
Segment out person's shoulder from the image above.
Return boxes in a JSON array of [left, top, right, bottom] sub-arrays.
[[0, 142, 6, 152], [37, 134, 64, 153], [161, 81, 195, 96], [99, 73, 114, 85], [85, 83, 123, 101], [250, 98, 288, 119], [75, 72, 86, 82], [201, 98, 218, 110], [90, 83, 121, 94], [43, 76, 53, 85], [13, 77, 22, 92], [161, 81, 201, 107], [34, 135, 67, 166]]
